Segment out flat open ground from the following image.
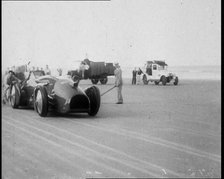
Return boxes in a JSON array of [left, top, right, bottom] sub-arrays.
[[2, 78, 221, 178]]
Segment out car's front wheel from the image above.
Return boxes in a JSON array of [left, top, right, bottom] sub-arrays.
[[34, 86, 48, 117], [85, 86, 101, 116]]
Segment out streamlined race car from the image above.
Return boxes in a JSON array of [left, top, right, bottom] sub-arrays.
[[8, 70, 101, 117]]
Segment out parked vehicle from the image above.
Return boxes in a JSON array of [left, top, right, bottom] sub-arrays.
[[142, 61, 179, 85], [68, 59, 115, 85], [7, 67, 101, 117]]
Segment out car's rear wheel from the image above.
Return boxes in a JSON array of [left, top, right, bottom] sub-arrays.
[[174, 77, 178, 85], [100, 77, 108, 84], [161, 76, 167, 85], [91, 79, 99, 84], [85, 86, 101, 116], [142, 75, 148, 85], [10, 83, 20, 108], [34, 86, 48, 117]]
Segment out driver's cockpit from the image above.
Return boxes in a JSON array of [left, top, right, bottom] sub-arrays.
[[33, 70, 45, 78]]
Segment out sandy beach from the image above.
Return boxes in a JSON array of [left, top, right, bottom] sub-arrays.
[[2, 78, 221, 178], [2, 0, 221, 177]]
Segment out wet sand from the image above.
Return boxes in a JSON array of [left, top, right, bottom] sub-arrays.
[[2, 78, 221, 178]]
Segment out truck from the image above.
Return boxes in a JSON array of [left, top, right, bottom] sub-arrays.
[[68, 59, 115, 85], [142, 60, 179, 85]]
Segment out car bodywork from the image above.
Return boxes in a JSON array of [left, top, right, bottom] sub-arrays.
[[8, 70, 101, 117]]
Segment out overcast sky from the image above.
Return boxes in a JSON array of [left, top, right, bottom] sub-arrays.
[[2, 0, 221, 69]]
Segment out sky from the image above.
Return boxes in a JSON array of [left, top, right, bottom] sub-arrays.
[[2, 0, 221, 70]]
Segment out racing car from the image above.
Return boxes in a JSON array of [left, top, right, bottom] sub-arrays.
[[7, 68, 101, 117]]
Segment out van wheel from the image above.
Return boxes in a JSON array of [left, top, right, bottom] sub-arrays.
[[161, 76, 167, 85]]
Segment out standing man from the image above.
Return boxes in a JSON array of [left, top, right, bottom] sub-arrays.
[[132, 67, 137, 85], [79, 61, 89, 79], [114, 62, 123, 104], [45, 65, 51, 75], [136, 67, 143, 85], [57, 68, 63, 76]]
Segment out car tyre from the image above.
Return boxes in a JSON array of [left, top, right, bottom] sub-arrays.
[[91, 79, 99, 84], [34, 86, 48, 117], [161, 76, 167, 85], [85, 86, 101, 116], [10, 83, 20, 108], [174, 77, 178, 85], [100, 77, 108, 84]]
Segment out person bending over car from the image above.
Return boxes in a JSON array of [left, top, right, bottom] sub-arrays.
[[2, 70, 21, 104]]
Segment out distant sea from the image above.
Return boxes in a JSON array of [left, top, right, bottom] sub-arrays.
[[3, 65, 220, 81], [49, 65, 221, 80], [112, 65, 221, 80], [167, 65, 221, 80]]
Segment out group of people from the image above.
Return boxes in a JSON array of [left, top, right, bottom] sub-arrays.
[[3, 64, 65, 78], [132, 67, 143, 85], [2, 61, 124, 105], [2, 64, 51, 104], [4, 64, 52, 75], [29, 65, 62, 76], [30, 65, 51, 75]]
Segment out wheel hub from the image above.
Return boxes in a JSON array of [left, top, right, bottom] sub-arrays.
[[36, 91, 43, 113]]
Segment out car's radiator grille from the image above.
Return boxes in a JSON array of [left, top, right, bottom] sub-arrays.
[[70, 95, 89, 110]]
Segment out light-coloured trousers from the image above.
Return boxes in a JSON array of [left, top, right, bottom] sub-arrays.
[[137, 75, 141, 84], [117, 85, 123, 103]]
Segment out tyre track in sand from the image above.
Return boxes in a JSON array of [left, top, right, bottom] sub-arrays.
[[3, 115, 179, 178], [3, 119, 131, 178], [60, 116, 221, 163], [2, 107, 220, 177], [2, 124, 122, 178], [4, 111, 187, 177], [3, 107, 220, 176], [2, 124, 86, 178]]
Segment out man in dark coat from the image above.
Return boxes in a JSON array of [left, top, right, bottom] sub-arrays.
[[132, 67, 137, 85]]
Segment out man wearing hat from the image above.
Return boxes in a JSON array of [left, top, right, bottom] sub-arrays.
[[114, 62, 123, 104]]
